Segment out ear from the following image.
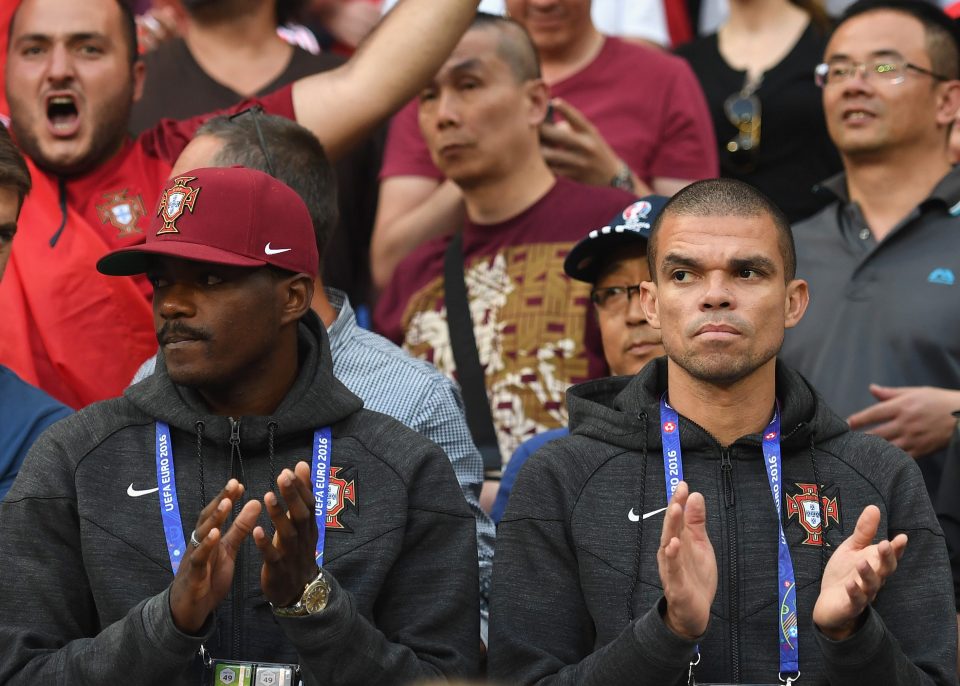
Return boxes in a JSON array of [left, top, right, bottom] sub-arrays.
[[639, 280, 661, 330], [279, 273, 315, 326], [525, 78, 551, 128], [934, 80, 960, 128], [131, 59, 147, 104], [783, 278, 809, 329]]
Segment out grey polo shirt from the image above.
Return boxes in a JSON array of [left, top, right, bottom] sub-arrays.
[[781, 167, 960, 489]]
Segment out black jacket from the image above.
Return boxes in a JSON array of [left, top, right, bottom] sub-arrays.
[[489, 358, 955, 685], [0, 313, 480, 685]]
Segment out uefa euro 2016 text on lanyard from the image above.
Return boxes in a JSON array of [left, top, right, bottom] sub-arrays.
[[660, 394, 800, 686], [155, 421, 332, 685]]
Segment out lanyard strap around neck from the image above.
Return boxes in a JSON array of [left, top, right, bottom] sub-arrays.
[[658, 394, 800, 680], [155, 423, 333, 574]]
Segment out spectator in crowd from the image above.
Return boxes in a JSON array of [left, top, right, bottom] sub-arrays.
[[780, 0, 960, 494], [370, 0, 717, 289], [128, 0, 385, 310], [0, 125, 71, 501], [0, 166, 480, 684], [136, 110, 496, 642], [489, 178, 956, 685], [373, 14, 636, 479], [676, 0, 842, 223], [0, 0, 481, 409], [380, 0, 695, 47], [489, 196, 667, 523]]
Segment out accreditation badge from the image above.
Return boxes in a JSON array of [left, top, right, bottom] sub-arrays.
[[207, 660, 298, 686]]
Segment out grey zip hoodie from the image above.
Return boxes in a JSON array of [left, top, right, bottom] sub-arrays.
[[489, 358, 956, 685], [0, 312, 480, 685]]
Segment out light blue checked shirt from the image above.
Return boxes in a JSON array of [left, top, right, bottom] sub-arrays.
[[133, 289, 493, 636]]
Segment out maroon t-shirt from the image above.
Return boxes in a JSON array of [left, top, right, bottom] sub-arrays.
[[374, 177, 634, 465], [380, 37, 718, 184]]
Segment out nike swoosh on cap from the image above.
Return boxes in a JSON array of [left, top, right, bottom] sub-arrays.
[[264, 243, 292, 255], [628, 506, 668, 522], [127, 484, 159, 497]]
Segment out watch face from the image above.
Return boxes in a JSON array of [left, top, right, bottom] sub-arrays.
[[303, 578, 330, 613]]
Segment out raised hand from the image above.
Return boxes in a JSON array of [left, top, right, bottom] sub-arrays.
[[539, 98, 629, 188], [657, 481, 717, 640], [170, 479, 262, 633], [813, 505, 908, 640], [253, 462, 321, 607]]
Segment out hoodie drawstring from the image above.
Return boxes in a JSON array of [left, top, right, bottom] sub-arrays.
[[195, 421, 206, 507], [267, 421, 279, 497], [808, 430, 828, 576], [49, 178, 68, 247], [628, 411, 650, 622]]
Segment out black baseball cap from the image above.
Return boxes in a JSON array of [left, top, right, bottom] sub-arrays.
[[563, 195, 668, 284]]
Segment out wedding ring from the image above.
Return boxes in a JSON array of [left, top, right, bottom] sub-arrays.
[[190, 529, 202, 549]]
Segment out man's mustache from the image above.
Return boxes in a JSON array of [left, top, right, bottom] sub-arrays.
[[156, 322, 211, 345]]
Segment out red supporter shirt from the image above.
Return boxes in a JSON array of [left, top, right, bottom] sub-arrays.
[[0, 87, 296, 409], [380, 36, 718, 184], [374, 177, 634, 465]]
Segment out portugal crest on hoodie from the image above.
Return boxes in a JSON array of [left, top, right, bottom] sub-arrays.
[[97, 189, 145, 236], [785, 482, 841, 546], [325, 466, 357, 531]]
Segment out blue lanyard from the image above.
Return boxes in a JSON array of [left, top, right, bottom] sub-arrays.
[[659, 394, 799, 679], [155, 422, 333, 574]]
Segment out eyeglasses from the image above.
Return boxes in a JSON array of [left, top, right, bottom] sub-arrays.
[[227, 106, 277, 177], [814, 57, 950, 88], [591, 284, 643, 312], [723, 75, 762, 173]]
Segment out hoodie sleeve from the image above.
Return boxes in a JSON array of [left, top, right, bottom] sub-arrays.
[[278, 439, 481, 684], [488, 443, 698, 685], [0, 425, 211, 684], [814, 441, 957, 686]]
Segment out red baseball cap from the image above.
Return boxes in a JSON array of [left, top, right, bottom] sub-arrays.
[[97, 166, 319, 278]]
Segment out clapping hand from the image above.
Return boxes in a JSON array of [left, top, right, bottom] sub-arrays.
[[813, 505, 907, 640], [657, 481, 718, 640]]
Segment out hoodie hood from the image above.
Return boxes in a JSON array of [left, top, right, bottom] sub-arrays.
[[124, 310, 363, 447], [567, 357, 849, 454]]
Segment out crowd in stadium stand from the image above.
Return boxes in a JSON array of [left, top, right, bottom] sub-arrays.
[[2, 0, 960, 684]]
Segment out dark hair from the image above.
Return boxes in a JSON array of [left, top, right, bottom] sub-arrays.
[[790, 0, 833, 34], [8, 0, 139, 65], [196, 112, 338, 269], [647, 178, 797, 282], [471, 12, 541, 82], [839, 0, 960, 79], [0, 125, 32, 212]]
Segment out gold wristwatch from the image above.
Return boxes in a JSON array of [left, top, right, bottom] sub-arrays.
[[271, 568, 330, 617]]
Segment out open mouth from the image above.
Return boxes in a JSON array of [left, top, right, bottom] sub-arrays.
[[46, 95, 80, 137]]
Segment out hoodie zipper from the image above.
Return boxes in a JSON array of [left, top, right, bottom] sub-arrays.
[[228, 417, 243, 659], [720, 446, 740, 683]]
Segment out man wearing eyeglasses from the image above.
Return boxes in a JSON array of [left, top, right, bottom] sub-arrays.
[[780, 4, 960, 665], [0, 0, 482, 410], [782, 0, 960, 494]]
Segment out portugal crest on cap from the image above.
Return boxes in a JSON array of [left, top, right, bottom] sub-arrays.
[[96, 189, 145, 236], [156, 176, 200, 235]]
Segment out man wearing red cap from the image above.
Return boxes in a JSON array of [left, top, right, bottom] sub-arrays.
[[0, 166, 481, 685], [0, 0, 482, 410]]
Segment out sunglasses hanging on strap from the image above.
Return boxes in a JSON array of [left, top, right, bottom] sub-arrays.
[[723, 73, 763, 173]]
